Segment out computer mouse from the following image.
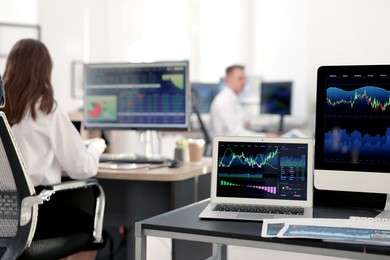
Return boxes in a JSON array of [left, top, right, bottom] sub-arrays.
[[167, 159, 182, 168]]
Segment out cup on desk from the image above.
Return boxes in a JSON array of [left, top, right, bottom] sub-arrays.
[[174, 147, 190, 163], [188, 139, 205, 162]]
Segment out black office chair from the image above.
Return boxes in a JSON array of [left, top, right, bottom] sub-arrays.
[[191, 88, 212, 156], [0, 76, 105, 259]]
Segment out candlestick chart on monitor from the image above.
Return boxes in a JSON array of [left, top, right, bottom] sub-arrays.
[[324, 82, 390, 165]]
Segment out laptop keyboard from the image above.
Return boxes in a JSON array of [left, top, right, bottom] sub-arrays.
[[213, 204, 304, 215]]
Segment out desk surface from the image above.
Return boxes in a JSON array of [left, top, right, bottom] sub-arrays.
[[137, 199, 390, 259], [96, 157, 212, 182]]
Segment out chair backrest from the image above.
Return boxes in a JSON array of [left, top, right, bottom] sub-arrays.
[[191, 88, 212, 156], [0, 75, 4, 109], [0, 76, 37, 260]]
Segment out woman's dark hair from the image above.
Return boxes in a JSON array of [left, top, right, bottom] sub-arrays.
[[2, 38, 56, 125]]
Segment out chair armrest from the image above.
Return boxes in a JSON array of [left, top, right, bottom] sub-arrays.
[[42, 179, 100, 192], [37, 179, 105, 243]]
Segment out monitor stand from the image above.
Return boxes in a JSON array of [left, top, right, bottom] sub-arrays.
[[376, 194, 390, 218], [138, 130, 162, 158], [278, 114, 285, 132]]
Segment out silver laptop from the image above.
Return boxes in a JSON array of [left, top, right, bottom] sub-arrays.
[[199, 136, 314, 221]]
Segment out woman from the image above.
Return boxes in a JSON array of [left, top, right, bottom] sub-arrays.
[[2, 38, 106, 259], [3, 38, 106, 186]]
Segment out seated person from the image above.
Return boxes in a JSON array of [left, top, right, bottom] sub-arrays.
[[209, 64, 264, 138], [2, 38, 106, 260]]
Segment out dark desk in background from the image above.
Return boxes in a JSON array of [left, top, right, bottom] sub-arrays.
[[95, 159, 212, 259], [135, 199, 390, 260]]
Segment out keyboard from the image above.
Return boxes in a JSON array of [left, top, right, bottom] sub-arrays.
[[99, 153, 166, 164], [213, 204, 304, 215]]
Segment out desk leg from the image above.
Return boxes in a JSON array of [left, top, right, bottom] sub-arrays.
[[171, 175, 228, 260], [135, 222, 146, 260], [212, 244, 223, 260], [204, 244, 223, 260]]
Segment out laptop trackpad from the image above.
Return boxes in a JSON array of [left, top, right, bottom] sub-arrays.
[[237, 213, 275, 220]]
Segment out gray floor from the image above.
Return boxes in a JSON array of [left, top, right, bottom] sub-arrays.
[[146, 237, 352, 260]]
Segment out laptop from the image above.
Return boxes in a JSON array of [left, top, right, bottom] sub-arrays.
[[199, 136, 314, 221]]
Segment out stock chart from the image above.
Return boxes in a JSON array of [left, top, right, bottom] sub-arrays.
[[324, 85, 390, 164], [216, 143, 307, 200]]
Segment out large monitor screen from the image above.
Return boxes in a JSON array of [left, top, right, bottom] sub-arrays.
[[83, 61, 190, 130], [260, 82, 292, 115], [314, 65, 390, 196]]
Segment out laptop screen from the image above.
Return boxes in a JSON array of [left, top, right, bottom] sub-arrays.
[[216, 141, 308, 201]]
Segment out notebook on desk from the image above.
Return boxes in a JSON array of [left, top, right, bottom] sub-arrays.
[[199, 136, 314, 221]]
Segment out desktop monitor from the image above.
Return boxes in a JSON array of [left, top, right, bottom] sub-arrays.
[[314, 65, 390, 217], [260, 81, 293, 131], [83, 61, 190, 130], [191, 82, 219, 114]]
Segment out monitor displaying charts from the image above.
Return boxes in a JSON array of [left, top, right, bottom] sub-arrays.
[[260, 81, 293, 116], [314, 65, 390, 213], [83, 61, 190, 130], [191, 82, 220, 113]]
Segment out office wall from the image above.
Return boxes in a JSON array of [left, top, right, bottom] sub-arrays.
[[35, 0, 108, 113], [305, 0, 390, 131], [195, 0, 253, 81], [0, 0, 36, 23], [34, 0, 192, 113], [2, 0, 390, 130], [35, 0, 308, 119], [0, 0, 37, 73], [251, 0, 308, 128]]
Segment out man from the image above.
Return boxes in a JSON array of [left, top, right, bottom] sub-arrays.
[[209, 65, 259, 138]]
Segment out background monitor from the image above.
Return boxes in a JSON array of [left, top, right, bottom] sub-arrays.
[[260, 81, 293, 131], [314, 65, 390, 217], [260, 81, 292, 115], [83, 61, 190, 130], [239, 76, 262, 104], [191, 82, 219, 114]]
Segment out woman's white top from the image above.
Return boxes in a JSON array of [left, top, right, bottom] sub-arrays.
[[11, 105, 100, 186]]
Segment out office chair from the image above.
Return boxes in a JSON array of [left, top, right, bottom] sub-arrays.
[[0, 76, 105, 260], [191, 88, 212, 156]]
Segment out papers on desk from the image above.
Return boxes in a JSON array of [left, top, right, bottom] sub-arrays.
[[261, 218, 390, 246]]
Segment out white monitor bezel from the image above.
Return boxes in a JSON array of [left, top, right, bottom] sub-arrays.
[[314, 64, 390, 196]]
